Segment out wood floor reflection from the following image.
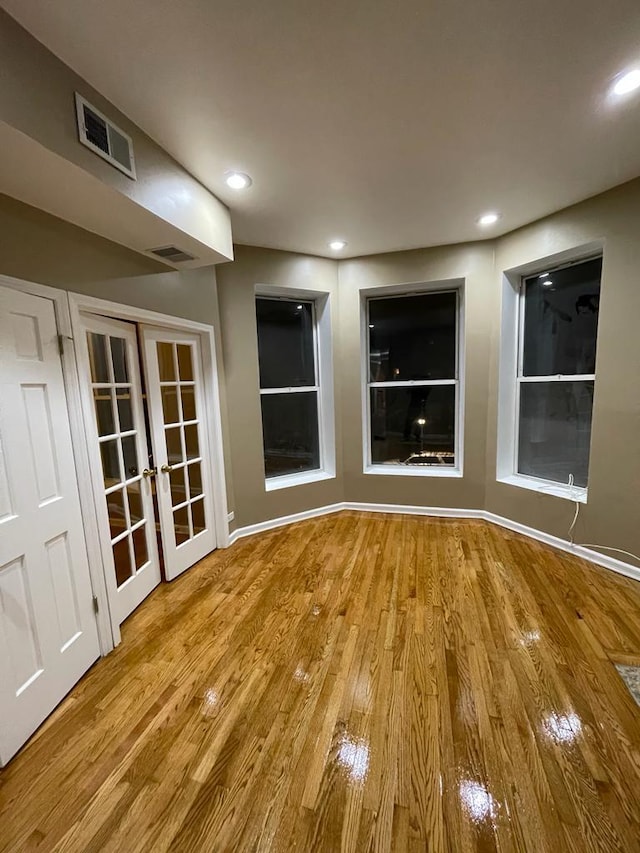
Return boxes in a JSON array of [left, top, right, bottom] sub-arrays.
[[2, 512, 640, 852]]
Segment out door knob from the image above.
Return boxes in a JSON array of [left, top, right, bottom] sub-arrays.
[[142, 467, 157, 478], [161, 463, 173, 473]]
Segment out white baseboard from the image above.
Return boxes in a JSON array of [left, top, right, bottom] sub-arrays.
[[227, 502, 345, 546], [226, 501, 640, 585], [486, 512, 640, 583], [344, 501, 485, 519]]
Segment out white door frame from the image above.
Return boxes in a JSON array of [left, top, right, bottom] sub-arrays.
[[0, 275, 113, 656]]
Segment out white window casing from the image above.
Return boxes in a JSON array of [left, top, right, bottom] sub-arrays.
[[255, 285, 336, 491], [360, 279, 465, 478], [496, 243, 603, 502]]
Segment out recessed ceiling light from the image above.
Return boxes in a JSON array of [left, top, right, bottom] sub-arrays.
[[369, 324, 375, 329], [612, 69, 640, 96], [296, 304, 303, 309], [329, 239, 347, 251], [541, 279, 554, 288], [538, 272, 550, 279], [224, 171, 252, 190], [478, 212, 500, 227]]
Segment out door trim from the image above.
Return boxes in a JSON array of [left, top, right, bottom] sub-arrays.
[[0, 275, 114, 656]]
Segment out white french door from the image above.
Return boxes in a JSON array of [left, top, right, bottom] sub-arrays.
[[0, 286, 100, 766], [141, 327, 216, 580], [78, 315, 161, 624]]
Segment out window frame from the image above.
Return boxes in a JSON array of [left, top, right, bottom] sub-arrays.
[[255, 286, 335, 491], [361, 279, 465, 478], [497, 245, 603, 502]]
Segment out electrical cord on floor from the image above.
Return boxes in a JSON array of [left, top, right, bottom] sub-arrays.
[[564, 473, 640, 564]]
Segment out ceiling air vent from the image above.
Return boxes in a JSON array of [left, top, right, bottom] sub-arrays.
[[75, 93, 136, 179], [150, 246, 197, 264]]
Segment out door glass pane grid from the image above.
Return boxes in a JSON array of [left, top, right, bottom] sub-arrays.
[[157, 337, 198, 426], [87, 330, 149, 588], [111, 518, 146, 541], [159, 382, 196, 423], [169, 456, 208, 542], [155, 339, 207, 545]]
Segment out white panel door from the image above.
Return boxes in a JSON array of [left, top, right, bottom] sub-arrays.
[[141, 327, 216, 580], [0, 286, 100, 766], [78, 315, 161, 623]]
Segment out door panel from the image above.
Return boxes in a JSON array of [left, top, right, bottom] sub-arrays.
[[142, 328, 216, 580], [0, 286, 100, 766], [79, 315, 161, 624]]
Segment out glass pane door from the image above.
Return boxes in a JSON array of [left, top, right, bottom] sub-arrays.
[[142, 328, 216, 580], [82, 316, 161, 623]]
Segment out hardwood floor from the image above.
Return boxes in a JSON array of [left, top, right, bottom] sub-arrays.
[[2, 512, 640, 852]]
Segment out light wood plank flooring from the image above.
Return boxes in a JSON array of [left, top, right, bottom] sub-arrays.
[[1, 512, 640, 852]]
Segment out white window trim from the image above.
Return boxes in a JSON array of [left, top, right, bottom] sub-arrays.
[[255, 285, 336, 491], [496, 242, 603, 502], [360, 278, 465, 478]]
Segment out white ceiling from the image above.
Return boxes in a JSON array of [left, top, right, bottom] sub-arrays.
[[4, 0, 640, 258]]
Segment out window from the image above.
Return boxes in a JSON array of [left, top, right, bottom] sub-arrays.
[[365, 288, 461, 473], [256, 296, 322, 482], [515, 256, 601, 489]]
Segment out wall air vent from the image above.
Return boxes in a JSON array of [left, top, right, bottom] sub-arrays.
[[75, 93, 136, 179], [149, 246, 197, 264]]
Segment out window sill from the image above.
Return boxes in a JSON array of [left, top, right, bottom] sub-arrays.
[[265, 470, 335, 492], [497, 474, 588, 503], [364, 465, 463, 479]]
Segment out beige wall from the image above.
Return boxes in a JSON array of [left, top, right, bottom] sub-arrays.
[[485, 178, 640, 558], [216, 245, 343, 527], [338, 243, 496, 510]]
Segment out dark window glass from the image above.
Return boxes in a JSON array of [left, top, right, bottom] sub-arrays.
[[112, 536, 132, 587], [522, 258, 601, 377], [260, 392, 320, 477], [93, 390, 115, 436], [518, 381, 594, 488], [87, 332, 109, 383], [132, 525, 148, 570], [106, 488, 126, 540], [368, 292, 457, 382], [370, 385, 455, 466], [100, 439, 121, 487], [256, 299, 315, 388], [110, 336, 129, 383], [116, 388, 133, 432], [121, 435, 139, 479]]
